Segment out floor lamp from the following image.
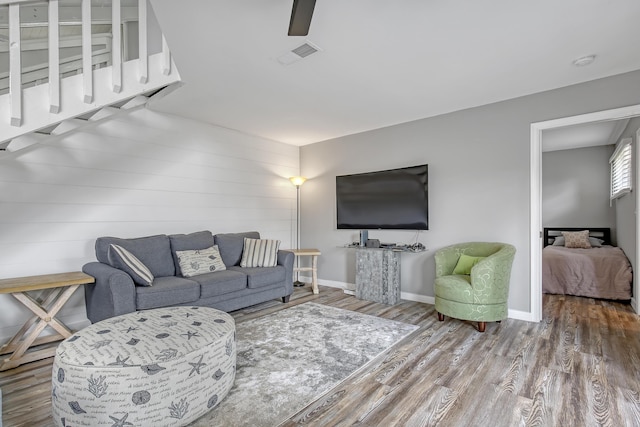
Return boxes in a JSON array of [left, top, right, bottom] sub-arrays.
[[290, 176, 307, 286]]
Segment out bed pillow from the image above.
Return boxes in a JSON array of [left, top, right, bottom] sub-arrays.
[[108, 244, 155, 286], [240, 238, 280, 267], [589, 237, 604, 247], [552, 236, 565, 246], [561, 230, 592, 249], [176, 245, 226, 278], [452, 254, 486, 275]]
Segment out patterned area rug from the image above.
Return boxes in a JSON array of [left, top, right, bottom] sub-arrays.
[[190, 302, 419, 427]]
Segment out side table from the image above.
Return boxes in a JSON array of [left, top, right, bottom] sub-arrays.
[[0, 271, 95, 371], [291, 249, 321, 294]]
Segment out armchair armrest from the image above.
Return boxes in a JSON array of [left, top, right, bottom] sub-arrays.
[[82, 262, 137, 323], [470, 244, 516, 303]]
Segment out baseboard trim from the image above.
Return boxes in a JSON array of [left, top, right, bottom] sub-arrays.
[[312, 278, 536, 322], [631, 297, 638, 313], [507, 308, 536, 322]]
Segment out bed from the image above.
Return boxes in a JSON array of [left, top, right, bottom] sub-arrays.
[[542, 227, 632, 300]]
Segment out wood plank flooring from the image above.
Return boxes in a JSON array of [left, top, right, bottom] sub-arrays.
[[1, 287, 639, 426]]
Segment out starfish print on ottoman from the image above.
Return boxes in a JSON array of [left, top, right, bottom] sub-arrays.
[[181, 331, 199, 340], [188, 355, 206, 376], [109, 413, 133, 427]]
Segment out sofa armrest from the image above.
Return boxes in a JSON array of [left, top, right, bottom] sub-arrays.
[[277, 250, 295, 293], [82, 262, 137, 323]]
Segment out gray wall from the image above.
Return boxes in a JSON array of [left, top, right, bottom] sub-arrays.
[[542, 145, 616, 239], [300, 70, 640, 314], [615, 116, 640, 284]]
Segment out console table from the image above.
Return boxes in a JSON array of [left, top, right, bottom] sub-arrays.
[[291, 249, 321, 294], [0, 271, 95, 371]]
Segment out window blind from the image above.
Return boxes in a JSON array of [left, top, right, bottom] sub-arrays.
[[610, 137, 633, 200]]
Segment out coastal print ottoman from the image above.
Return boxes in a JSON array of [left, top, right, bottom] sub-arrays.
[[51, 306, 236, 427]]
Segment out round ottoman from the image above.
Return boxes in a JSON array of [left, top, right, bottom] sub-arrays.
[[51, 306, 235, 427]]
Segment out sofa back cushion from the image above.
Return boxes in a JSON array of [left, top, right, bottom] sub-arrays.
[[214, 231, 260, 267], [168, 231, 215, 276], [95, 234, 175, 277]]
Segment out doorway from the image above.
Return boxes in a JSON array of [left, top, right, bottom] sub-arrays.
[[530, 104, 640, 321]]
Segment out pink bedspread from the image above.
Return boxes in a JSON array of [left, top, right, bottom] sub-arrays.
[[542, 245, 632, 300]]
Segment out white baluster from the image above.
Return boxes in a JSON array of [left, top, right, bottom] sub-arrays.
[[9, 3, 21, 126], [49, 0, 60, 114], [139, 0, 148, 84], [82, 0, 93, 103], [112, 0, 122, 92]]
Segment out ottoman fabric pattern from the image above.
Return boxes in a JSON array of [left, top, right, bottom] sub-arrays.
[[52, 306, 236, 426]]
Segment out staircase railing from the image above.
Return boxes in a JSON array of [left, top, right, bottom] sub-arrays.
[[0, 0, 181, 146]]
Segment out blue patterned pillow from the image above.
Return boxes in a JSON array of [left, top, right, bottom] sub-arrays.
[[108, 244, 154, 286]]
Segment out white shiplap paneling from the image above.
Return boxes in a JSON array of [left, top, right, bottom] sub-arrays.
[[0, 108, 299, 340]]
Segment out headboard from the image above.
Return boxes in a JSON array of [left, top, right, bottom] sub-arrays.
[[543, 227, 611, 247]]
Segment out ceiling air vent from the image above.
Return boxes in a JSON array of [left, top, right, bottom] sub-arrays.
[[277, 41, 321, 65]]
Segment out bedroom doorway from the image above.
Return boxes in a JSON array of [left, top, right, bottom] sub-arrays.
[[530, 104, 640, 321]]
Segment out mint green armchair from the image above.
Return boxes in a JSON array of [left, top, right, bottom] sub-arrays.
[[435, 242, 516, 332]]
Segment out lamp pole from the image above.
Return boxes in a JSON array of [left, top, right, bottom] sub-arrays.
[[290, 176, 307, 286]]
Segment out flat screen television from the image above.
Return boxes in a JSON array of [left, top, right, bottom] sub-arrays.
[[336, 164, 429, 230]]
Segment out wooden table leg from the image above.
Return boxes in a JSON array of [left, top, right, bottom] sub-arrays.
[[312, 255, 319, 294], [0, 284, 80, 371]]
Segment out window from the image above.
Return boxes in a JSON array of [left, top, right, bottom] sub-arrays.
[[610, 137, 633, 200]]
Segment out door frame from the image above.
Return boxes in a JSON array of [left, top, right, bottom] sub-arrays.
[[530, 104, 640, 321]]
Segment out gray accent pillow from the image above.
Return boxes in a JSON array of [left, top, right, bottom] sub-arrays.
[[169, 231, 215, 276], [176, 246, 227, 277], [214, 231, 260, 266]]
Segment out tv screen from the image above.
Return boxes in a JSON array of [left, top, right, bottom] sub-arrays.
[[336, 164, 429, 230]]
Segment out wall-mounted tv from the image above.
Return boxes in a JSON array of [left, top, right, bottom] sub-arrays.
[[336, 164, 429, 230]]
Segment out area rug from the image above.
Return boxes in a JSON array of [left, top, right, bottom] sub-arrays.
[[190, 302, 419, 427]]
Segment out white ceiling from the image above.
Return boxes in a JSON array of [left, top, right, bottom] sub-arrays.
[[542, 119, 630, 153], [148, 0, 640, 146]]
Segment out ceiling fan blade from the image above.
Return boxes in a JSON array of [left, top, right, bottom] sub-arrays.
[[288, 0, 316, 36]]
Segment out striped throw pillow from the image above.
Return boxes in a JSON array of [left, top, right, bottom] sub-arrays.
[[240, 238, 281, 267], [108, 244, 155, 286]]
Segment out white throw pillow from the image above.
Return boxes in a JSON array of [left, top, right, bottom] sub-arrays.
[[176, 245, 226, 277], [240, 238, 280, 267]]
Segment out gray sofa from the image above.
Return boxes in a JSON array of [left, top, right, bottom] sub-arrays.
[[82, 231, 294, 323]]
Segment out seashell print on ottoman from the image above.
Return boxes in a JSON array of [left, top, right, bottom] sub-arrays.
[[51, 306, 236, 427]]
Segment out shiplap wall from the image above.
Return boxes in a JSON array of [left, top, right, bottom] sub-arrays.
[[0, 108, 300, 340]]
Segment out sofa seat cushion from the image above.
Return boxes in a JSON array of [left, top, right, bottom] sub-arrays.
[[96, 234, 175, 277], [136, 276, 200, 310], [434, 275, 474, 304], [214, 232, 260, 267], [229, 266, 286, 289], [191, 270, 248, 298]]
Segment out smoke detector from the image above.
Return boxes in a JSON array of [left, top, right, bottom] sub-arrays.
[[277, 41, 321, 65], [572, 55, 596, 67]]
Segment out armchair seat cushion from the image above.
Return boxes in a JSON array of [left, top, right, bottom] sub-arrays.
[[434, 275, 473, 304], [136, 276, 200, 310]]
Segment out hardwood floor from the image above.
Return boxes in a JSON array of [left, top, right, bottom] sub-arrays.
[[1, 287, 639, 426]]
